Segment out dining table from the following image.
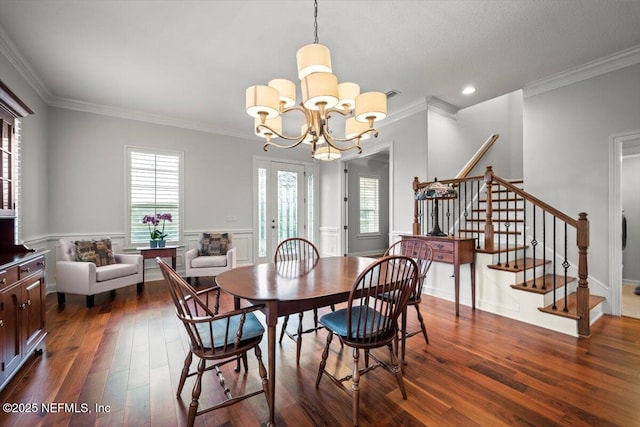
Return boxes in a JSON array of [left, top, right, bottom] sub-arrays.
[[215, 255, 375, 426]]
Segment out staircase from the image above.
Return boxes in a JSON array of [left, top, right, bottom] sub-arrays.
[[413, 165, 604, 338]]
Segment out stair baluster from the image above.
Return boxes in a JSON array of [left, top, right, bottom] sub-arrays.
[[541, 212, 546, 290], [552, 217, 557, 310], [507, 186, 516, 271], [563, 222, 569, 313], [505, 184, 511, 268], [476, 180, 481, 249], [528, 207, 536, 288]]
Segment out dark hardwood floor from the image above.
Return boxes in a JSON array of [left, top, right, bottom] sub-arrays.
[[1, 278, 639, 426]]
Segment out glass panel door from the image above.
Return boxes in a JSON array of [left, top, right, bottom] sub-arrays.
[[255, 161, 306, 264]]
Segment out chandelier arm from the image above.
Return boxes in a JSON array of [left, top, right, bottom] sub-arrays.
[[330, 128, 379, 143], [320, 129, 363, 154], [324, 107, 351, 118], [263, 137, 308, 151], [256, 124, 308, 142]]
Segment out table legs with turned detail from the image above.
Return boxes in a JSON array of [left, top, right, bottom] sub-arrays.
[[216, 256, 374, 426], [401, 235, 476, 316], [136, 245, 180, 283]]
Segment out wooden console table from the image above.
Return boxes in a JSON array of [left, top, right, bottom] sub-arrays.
[[136, 245, 181, 282], [402, 235, 476, 316]]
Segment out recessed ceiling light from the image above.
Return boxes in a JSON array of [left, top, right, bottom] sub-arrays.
[[462, 86, 476, 95]]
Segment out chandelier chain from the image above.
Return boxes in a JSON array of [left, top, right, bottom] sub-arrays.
[[313, 0, 319, 44]]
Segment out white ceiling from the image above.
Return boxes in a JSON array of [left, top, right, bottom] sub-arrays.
[[0, 0, 638, 138]]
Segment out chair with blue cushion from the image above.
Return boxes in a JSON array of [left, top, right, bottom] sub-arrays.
[[381, 238, 433, 363], [157, 258, 270, 427], [315, 255, 419, 426]]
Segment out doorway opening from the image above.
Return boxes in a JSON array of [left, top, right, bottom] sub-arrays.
[[343, 150, 390, 257], [609, 131, 640, 318]]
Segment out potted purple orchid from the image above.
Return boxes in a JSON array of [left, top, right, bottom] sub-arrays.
[[142, 213, 172, 247]]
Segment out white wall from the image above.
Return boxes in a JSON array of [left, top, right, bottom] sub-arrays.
[[524, 64, 640, 300], [428, 90, 524, 181], [47, 107, 310, 236], [384, 110, 429, 236]]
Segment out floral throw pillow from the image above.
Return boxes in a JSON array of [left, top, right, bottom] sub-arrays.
[[75, 238, 116, 267], [200, 232, 231, 256]]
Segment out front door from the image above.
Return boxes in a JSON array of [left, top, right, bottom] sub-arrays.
[[256, 160, 317, 264]]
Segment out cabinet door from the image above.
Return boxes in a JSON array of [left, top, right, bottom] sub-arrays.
[[0, 283, 22, 376], [23, 274, 45, 351]]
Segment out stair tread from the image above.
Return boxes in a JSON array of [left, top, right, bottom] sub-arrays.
[[465, 218, 525, 223], [487, 257, 550, 272], [459, 228, 522, 235], [476, 244, 528, 254], [538, 292, 605, 320], [479, 198, 523, 202], [510, 275, 577, 294], [472, 208, 524, 212]]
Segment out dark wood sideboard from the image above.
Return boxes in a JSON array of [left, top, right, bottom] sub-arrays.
[[0, 79, 47, 391], [0, 251, 47, 391], [401, 235, 476, 316]]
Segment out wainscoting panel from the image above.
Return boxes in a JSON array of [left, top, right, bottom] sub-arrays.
[[30, 230, 255, 295], [319, 227, 340, 257]]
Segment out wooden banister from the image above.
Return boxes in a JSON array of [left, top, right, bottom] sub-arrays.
[[456, 133, 499, 179], [412, 166, 591, 337]]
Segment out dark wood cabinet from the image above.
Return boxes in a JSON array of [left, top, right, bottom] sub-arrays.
[[0, 253, 46, 389], [0, 79, 44, 391]]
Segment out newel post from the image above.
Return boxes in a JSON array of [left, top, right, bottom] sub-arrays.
[[483, 166, 494, 251], [413, 177, 421, 235], [576, 212, 590, 337]]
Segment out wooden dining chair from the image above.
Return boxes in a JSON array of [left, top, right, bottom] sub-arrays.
[[315, 255, 419, 426], [274, 237, 325, 364], [381, 238, 434, 363], [157, 258, 269, 427]]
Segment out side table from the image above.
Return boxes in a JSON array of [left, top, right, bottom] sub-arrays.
[[136, 245, 182, 282], [401, 235, 476, 316]]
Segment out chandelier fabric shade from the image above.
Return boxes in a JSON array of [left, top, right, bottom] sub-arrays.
[[246, 85, 280, 120], [268, 79, 296, 108], [314, 144, 342, 161], [337, 82, 360, 111], [355, 92, 387, 123], [297, 43, 332, 79], [301, 72, 339, 111], [245, 0, 387, 161]]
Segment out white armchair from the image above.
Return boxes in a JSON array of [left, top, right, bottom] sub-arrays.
[[56, 239, 143, 308], [184, 232, 236, 285], [184, 246, 236, 285]]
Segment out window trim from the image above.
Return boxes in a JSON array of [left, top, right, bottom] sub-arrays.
[[125, 145, 184, 248], [358, 174, 380, 236]]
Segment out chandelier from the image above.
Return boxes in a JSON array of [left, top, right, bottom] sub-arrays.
[[245, 0, 387, 161]]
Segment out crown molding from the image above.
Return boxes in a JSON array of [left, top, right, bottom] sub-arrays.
[[49, 96, 242, 137], [524, 45, 640, 98], [378, 97, 427, 129], [0, 24, 52, 103], [426, 96, 460, 119]]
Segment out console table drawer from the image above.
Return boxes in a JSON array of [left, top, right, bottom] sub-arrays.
[[430, 240, 454, 252], [432, 251, 455, 263]]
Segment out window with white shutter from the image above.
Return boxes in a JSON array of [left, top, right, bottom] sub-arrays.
[[126, 147, 183, 245], [359, 176, 379, 234]]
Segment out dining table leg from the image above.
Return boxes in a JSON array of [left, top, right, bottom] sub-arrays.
[[265, 304, 277, 426]]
